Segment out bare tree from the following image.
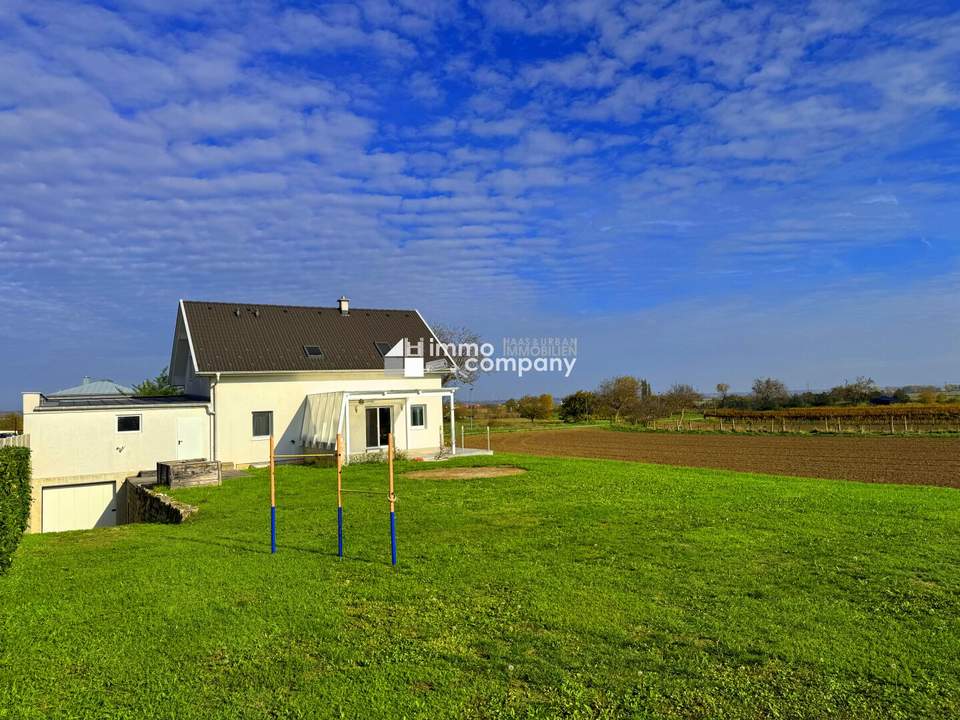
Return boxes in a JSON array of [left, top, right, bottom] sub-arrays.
[[596, 376, 642, 423], [663, 384, 701, 411], [715, 382, 730, 406], [432, 324, 483, 386], [830, 376, 878, 404], [752, 377, 789, 410], [662, 383, 702, 428]]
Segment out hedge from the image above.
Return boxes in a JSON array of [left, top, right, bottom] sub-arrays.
[[0, 447, 31, 575]]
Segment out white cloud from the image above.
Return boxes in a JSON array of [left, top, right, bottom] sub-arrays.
[[2, 0, 960, 405], [862, 194, 899, 205]]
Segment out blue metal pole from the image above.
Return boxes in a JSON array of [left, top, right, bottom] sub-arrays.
[[390, 510, 397, 566], [271, 505, 277, 554], [338, 506, 344, 558]]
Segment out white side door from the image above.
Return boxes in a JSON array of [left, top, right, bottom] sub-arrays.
[[42, 482, 116, 533], [177, 416, 207, 460]]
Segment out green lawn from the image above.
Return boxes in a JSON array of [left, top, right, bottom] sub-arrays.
[[460, 418, 609, 435], [2, 455, 959, 719]]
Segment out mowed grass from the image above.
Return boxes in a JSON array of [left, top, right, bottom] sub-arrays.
[[2, 455, 960, 719]]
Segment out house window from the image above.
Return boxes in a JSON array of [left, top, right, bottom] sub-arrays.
[[117, 415, 141, 433], [252, 411, 273, 439], [304, 346, 324, 359], [410, 404, 426, 428]]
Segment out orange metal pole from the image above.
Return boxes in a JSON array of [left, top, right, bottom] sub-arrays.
[[269, 433, 276, 506], [337, 433, 343, 509], [388, 432, 397, 566], [336, 433, 344, 558], [388, 434, 395, 512]]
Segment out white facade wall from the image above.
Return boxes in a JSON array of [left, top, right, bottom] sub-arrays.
[[344, 394, 445, 457], [20, 371, 451, 531], [213, 371, 446, 466], [24, 403, 211, 480], [22, 399, 211, 532]]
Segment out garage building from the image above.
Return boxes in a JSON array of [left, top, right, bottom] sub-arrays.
[[22, 393, 211, 533]]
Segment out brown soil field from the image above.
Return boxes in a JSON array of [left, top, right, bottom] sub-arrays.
[[404, 466, 526, 480], [464, 429, 960, 488]]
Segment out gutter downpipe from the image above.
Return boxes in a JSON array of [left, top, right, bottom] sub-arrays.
[[208, 373, 220, 481]]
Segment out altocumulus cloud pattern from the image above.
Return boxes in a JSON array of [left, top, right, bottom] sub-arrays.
[[0, 1, 959, 402]]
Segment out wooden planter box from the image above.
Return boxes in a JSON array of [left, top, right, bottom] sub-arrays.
[[156, 459, 221, 489]]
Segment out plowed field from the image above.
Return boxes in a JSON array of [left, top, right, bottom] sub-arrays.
[[466, 428, 960, 487]]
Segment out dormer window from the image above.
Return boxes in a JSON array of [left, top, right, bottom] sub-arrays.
[[304, 346, 324, 359], [375, 342, 392, 356]]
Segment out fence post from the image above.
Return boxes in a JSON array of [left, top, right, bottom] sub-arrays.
[[486, 426, 491, 451], [461, 425, 465, 451]]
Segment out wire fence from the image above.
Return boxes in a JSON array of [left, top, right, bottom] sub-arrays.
[[647, 418, 960, 434]]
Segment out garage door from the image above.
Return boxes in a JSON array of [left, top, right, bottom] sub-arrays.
[[42, 482, 117, 533]]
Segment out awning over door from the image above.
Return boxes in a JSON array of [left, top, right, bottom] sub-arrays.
[[300, 391, 344, 450], [301, 387, 457, 462]]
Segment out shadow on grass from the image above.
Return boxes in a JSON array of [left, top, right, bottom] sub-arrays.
[[172, 533, 386, 564]]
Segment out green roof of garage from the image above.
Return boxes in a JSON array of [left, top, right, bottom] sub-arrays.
[[50, 378, 135, 396]]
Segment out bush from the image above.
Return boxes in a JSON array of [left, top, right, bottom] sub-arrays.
[[517, 394, 553, 421], [559, 391, 594, 422], [0, 447, 31, 574], [350, 449, 408, 464]]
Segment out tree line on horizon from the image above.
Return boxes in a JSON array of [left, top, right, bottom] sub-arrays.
[[496, 376, 957, 425], [0, 413, 23, 432]]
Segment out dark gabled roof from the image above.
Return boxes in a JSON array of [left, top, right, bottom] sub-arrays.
[[181, 300, 448, 373]]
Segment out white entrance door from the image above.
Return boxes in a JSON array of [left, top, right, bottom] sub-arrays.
[[177, 416, 206, 460], [42, 482, 116, 533]]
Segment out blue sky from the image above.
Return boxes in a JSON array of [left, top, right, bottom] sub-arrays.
[[1, 0, 959, 407]]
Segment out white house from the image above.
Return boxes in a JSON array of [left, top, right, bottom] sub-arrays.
[[22, 297, 460, 533]]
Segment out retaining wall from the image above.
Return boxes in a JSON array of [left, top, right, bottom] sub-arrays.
[[125, 480, 197, 524]]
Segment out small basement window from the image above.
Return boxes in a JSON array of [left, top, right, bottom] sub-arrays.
[[304, 346, 324, 359], [410, 404, 426, 428], [117, 415, 141, 433], [252, 411, 273, 438]]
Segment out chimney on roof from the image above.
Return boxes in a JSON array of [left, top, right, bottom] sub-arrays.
[[338, 296, 350, 316], [82, 376, 91, 385]]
